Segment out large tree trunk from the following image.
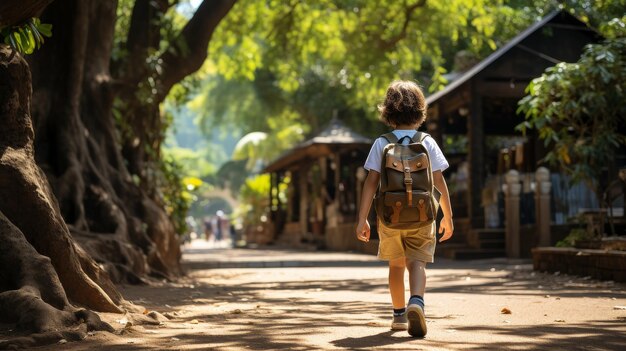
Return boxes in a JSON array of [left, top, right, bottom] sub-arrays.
[[0, 46, 116, 349], [28, 0, 182, 282], [2, 0, 238, 333], [1, 0, 236, 347]]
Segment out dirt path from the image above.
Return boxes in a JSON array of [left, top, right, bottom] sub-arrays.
[[32, 241, 626, 350]]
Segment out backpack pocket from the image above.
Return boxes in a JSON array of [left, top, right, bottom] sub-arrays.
[[384, 153, 429, 173], [382, 191, 434, 225], [383, 153, 430, 192]]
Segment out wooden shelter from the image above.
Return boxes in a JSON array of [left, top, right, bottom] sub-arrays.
[[262, 119, 374, 251], [424, 11, 602, 258], [426, 11, 602, 258]]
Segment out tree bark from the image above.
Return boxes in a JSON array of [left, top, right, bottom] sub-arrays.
[[0, 0, 53, 27], [0, 46, 117, 349], [3, 0, 236, 307], [28, 0, 182, 282], [1, 0, 238, 346]]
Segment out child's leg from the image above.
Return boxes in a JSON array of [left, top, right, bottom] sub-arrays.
[[388, 257, 406, 309], [406, 259, 427, 297], [406, 258, 428, 337]]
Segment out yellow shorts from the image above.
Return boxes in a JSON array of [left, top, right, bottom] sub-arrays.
[[377, 220, 436, 263]]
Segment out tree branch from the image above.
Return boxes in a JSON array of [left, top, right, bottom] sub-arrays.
[[115, 0, 170, 87], [125, 0, 170, 60], [378, 0, 427, 50], [157, 0, 237, 102], [0, 0, 53, 28], [266, 0, 299, 42]]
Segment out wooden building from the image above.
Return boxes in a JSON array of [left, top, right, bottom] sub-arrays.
[[261, 11, 606, 257], [424, 10, 602, 258], [262, 119, 375, 252]]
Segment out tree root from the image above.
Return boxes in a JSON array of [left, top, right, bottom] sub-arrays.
[[0, 212, 114, 350]]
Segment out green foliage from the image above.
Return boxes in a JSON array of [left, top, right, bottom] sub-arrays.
[[230, 112, 308, 170], [212, 160, 249, 194], [600, 16, 626, 39], [1, 18, 52, 54], [112, 0, 134, 61], [163, 146, 219, 178], [210, 0, 531, 90], [189, 0, 626, 152], [521, 0, 626, 31], [109, 0, 626, 233], [157, 154, 199, 235], [190, 0, 556, 167], [162, 102, 231, 178], [556, 228, 591, 247], [235, 174, 271, 229], [517, 36, 626, 198]]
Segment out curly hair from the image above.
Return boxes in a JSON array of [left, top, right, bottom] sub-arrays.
[[378, 80, 427, 128]]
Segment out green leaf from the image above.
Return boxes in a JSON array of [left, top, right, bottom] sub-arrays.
[[37, 23, 53, 37], [11, 32, 23, 52], [28, 22, 44, 48], [24, 28, 36, 54], [1, 17, 52, 54]]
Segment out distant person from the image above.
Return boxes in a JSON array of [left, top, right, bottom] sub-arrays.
[[215, 210, 224, 242], [229, 220, 237, 247], [355, 80, 454, 337], [203, 217, 213, 241]]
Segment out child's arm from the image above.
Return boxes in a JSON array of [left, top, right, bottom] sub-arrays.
[[355, 170, 380, 242], [433, 170, 454, 242]]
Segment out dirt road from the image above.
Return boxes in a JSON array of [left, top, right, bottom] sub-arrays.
[[35, 241, 626, 350]]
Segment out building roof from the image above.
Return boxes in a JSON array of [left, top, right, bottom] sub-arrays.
[[303, 118, 372, 146], [426, 10, 593, 106], [263, 119, 372, 173]]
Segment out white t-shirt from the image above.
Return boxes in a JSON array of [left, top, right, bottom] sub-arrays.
[[363, 130, 449, 173]]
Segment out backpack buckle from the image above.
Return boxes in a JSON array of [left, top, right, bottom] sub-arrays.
[[403, 167, 412, 183], [404, 170, 413, 185], [403, 165, 413, 206]]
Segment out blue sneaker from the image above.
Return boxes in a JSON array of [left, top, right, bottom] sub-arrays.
[[407, 303, 427, 337]]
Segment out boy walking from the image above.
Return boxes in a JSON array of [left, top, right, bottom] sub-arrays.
[[356, 80, 454, 337]]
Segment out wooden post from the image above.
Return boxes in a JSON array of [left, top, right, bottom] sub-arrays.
[[535, 167, 552, 247], [268, 172, 277, 242], [269, 173, 275, 219], [276, 171, 284, 236], [504, 170, 521, 258], [318, 157, 327, 225], [286, 171, 294, 223], [299, 165, 309, 243], [334, 153, 340, 187], [335, 153, 342, 212], [468, 83, 485, 228]]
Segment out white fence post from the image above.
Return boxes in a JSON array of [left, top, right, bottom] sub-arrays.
[[535, 167, 552, 247], [504, 170, 521, 258]]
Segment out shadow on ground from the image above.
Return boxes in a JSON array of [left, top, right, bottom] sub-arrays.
[[93, 260, 625, 350], [24, 247, 625, 350]]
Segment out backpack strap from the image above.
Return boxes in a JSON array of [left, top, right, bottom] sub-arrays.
[[411, 131, 429, 143], [380, 132, 399, 143], [398, 135, 412, 144]]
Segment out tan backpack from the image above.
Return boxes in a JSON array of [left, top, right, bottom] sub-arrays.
[[374, 131, 441, 229]]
